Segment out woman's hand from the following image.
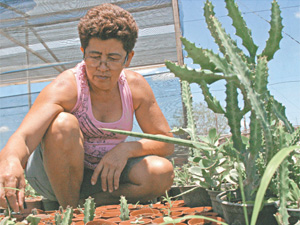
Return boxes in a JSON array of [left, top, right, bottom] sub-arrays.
[[91, 143, 130, 193], [0, 156, 26, 213]]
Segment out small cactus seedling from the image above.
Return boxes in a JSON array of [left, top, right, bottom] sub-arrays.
[[119, 195, 130, 221], [61, 206, 73, 225], [55, 212, 62, 225], [83, 196, 95, 224]]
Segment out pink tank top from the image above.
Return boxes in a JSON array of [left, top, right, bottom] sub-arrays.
[[71, 61, 134, 170]]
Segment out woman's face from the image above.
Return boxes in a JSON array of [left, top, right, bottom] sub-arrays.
[[83, 38, 133, 92]]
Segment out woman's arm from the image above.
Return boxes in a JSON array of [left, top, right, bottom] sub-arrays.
[[0, 70, 77, 212]]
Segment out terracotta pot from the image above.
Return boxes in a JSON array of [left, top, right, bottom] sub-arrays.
[[106, 217, 122, 224], [188, 216, 225, 225], [100, 209, 121, 218], [106, 216, 136, 224], [127, 204, 144, 210], [73, 213, 85, 222], [152, 217, 185, 225], [169, 206, 191, 212], [182, 206, 212, 215], [161, 210, 183, 218], [179, 186, 211, 207], [217, 190, 277, 225], [86, 219, 117, 225], [149, 203, 167, 210], [130, 208, 162, 218], [101, 205, 120, 210], [23, 196, 44, 214], [73, 221, 85, 225], [119, 218, 152, 225]]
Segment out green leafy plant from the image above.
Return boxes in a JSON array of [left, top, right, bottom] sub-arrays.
[[26, 214, 41, 225], [188, 128, 238, 191], [173, 163, 199, 187], [161, 190, 173, 217]]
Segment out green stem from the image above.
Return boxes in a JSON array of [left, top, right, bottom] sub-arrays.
[[236, 155, 249, 225]]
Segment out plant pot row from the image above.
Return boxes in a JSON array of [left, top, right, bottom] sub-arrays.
[[5, 199, 225, 225], [170, 185, 300, 225]]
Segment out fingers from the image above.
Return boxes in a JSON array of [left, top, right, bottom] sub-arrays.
[[107, 169, 116, 193], [100, 167, 109, 192], [17, 178, 26, 211], [4, 178, 19, 212], [93, 157, 125, 193], [91, 161, 103, 186], [113, 170, 121, 191], [0, 181, 8, 209], [102, 167, 120, 193]]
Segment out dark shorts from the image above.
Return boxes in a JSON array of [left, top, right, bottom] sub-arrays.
[[25, 144, 148, 202]]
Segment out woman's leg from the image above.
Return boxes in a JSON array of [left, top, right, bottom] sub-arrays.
[[89, 155, 174, 205], [43, 112, 84, 208]]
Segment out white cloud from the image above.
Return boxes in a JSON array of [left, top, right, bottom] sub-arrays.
[[0, 126, 10, 133], [295, 9, 300, 19]]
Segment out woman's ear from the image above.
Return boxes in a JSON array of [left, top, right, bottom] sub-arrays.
[[125, 51, 134, 67]]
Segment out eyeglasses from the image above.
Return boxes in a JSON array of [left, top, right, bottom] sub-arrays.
[[84, 53, 128, 70]]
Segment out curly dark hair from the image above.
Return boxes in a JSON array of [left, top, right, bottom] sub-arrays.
[[78, 3, 138, 53]]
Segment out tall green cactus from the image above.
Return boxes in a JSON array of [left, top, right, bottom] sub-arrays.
[[102, 0, 299, 223], [180, 80, 197, 157], [164, 0, 296, 201]]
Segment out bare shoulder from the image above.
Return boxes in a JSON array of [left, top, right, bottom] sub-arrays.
[[124, 69, 155, 109], [38, 68, 77, 111]]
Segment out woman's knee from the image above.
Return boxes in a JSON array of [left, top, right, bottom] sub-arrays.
[[43, 112, 84, 165], [45, 112, 82, 140], [43, 112, 83, 152], [139, 156, 174, 196], [149, 156, 174, 186]]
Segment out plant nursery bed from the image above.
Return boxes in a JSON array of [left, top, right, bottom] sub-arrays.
[[0, 200, 226, 225]]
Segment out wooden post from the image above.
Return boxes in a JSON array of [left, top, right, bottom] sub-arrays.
[[171, 0, 184, 66]]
